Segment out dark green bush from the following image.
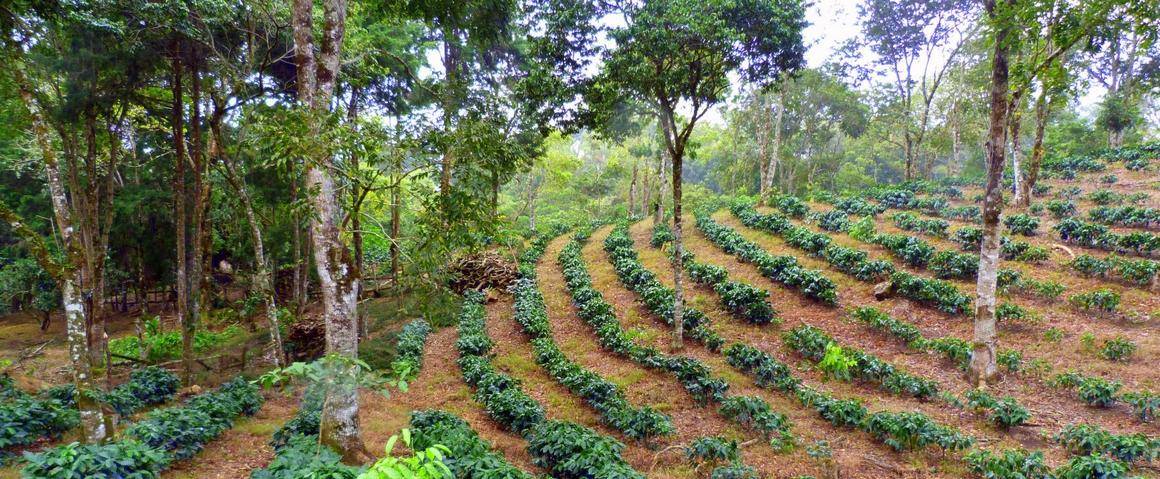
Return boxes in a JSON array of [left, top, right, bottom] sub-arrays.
[[22, 440, 170, 479]]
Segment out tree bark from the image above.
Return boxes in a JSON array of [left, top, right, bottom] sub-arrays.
[[760, 84, 786, 202], [1017, 86, 1049, 208], [658, 108, 685, 350], [969, 0, 1012, 387], [169, 46, 196, 387], [629, 160, 638, 216], [1008, 91, 1024, 206], [8, 59, 113, 443], [291, 0, 364, 462]]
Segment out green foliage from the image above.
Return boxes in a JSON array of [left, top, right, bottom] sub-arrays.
[[815, 210, 851, 232], [1089, 205, 1160, 229], [890, 212, 947, 237], [1069, 289, 1121, 314], [1099, 337, 1136, 362], [849, 307, 924, 347], [392, 319, 433, 382], [1121, 391, 1158, 423], [1057, 423, 1158, 463], [1055, 454, 1129, 479], [410, 410, 532, 479], [685, 436, 739, 465], [126, 377, 263, 461], [0, 395, 78, 449], [724, 343, 800, 392], [22, 440, 170, 479], [783, 325, 937, 399], [252, 433, 361, 479], [890, 271, 971, 315], [964, 449, 1051, 479], [650, 223, 674, 248], [1045, 199, 1077, 219], [526, 421, 643, 479], [862, 411, 973, 452], [109, 316, 242, 364], [361, 430, 453, 479], [1003, 214, 1039, 236], [818, 343, 856, 381], [965, 389, 1029, 428]]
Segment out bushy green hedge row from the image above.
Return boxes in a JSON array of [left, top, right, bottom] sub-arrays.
[[0, 395, 77, 450], [558, 238, 728, 406], [410, 409, 532, 479], [604, 225, 725, 351], [950, 226, 1050, 263], [850, 307, 1023, 375], [728, 205, 893, 283], [941, 205, 981, 223], [24, 377, 261, 479], [1089, 205, 1160, 229], [889, 271, 972, 315], [391, 319, 432, 380], [705, 206, 843, 301], [891, 212, 948, 237], [44, 366, 181, 416], [1056, 423, 1158, 463], [1056, 218, 1160, 256], [511, 276, 673, 441], [724, 343, 972, 453], [664, 240, 779, 326], [1067, 254, 1158, 287], [456, 291, 642, 478], [782, 325, 938, 400]]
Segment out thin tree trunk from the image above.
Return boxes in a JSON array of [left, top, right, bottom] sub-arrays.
[[951, 104, 964, 177], [761, 84, 787, 202], [1009, 91, 1025, 206], [8, 60, 112, 444], [390, 157, 401, 284], [170, 47, 195, 386], [653, 145, 665, 224], [439, 35, 461, 201], [292, 0, 363, 462], [659, 109, 685, 350], [1018, 87, 1049, 208], [969, 0, 1011, 387], [629, 161, 638, 216]]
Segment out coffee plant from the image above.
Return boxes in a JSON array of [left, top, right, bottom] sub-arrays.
[[862, 411, 973, 452], [941, 205, 981, 223], [410, 410, 532, 479], [1003, 214, 1040, 236], [1046, 199, 1078, 219], [964, 389, 1029, 428], [891, 212, 948, 237], [889, 271, 971, 315], [1099, 337, 1136, 362], [774, 195, 809, 218], [22, 440, 171, 479], [718, 396, 792, 447], [849, 307, 925, 347], [1054, 454, 1130, 479], [1069, 289, 1121, 315], [0, 395, 78, 450], [783, 325, 937, 399], [964, 449, 1051, 479], [391, 319, 431, 381], [651, 223, 674, 247], [928, 250, 978, 280], [512, 277, 673, 441], [1089, 205, 1160, 229], [1121, 391, 1157, 423], [1057, 423, 1158, 463], [832, 196, 884, 217], [526, 420, 643, 479], [815, 209, 851, 232]]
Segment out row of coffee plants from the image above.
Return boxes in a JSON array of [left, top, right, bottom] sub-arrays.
[[848, 307, 1024, 374], [563, 234, 801, 453], [40, 365, 181, 417], [684, 436, 762, 478], [0, 384, 77, 453], [410, 409, 533, 478], [891, 212, 949, 237], [1056, 218, 1160, 256], [1089, 205, 1160, 230], [781, 325, 938, 400], [455, 291, 644, 478], [962, 389, 1030, 429], [604, 225, 726, 350], [601, 226, 799, 446], [724, 344, 973, 454], [1067, 254, 1158, 288], [652, 222, 780, 325], [558, 237, 729, 406], [950, 226, 1050, 263], [726, 206, 893, 283], [870, 188, 949, 215], [1056, 423, 1158, 464], [942, 205, 982, 223], [1049, 370, 1158, 422], [390, 319, 432, 381], [252, 383, 363, 479], [23, 377, 262, 479], [1088, 189, 1151, 206], [966, 447, 1143, 479], [1003, 214, 1040, 236], [511, 276, 674, 441], [729, 204, 974, 313]]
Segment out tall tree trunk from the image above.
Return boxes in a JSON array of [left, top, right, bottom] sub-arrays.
[[8, 60, 112, 444], [951, 103, 964, 177], [439, 34, 461, 201], [761, 84, 786, 203], [292, 0, 363, 462], [170, 47, 195, 386], [1009, 91, 1025, 206], [629, 161, 638, 216], [969, 0, 1012, 387], [659, 109, 685, 350], [1017, 87, 1049, 208], [390, 156, 401, 284], [904, 134, 915, 181], [653, 146, 665, 224]]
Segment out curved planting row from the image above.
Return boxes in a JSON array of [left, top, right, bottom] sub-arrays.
[[560, 233, 794, 448], [1088, 205, 1160, 231], [456, 291, 644, 479], [723, 343, 973, 454], [729, 203, 975, 314], [781, 325, 939, 401], [391, 318, 433, 381], [1066, 254, 1158, 289], [24, 377, 262, 479], [1, 366, 179, 461], [691, 213, 841, 305], [511, 272, 674, 441], [1056, 218, 1160, 258], [410, 410, 533, 478], [950, 226, 1052, 264], [653, 222, 779, 326]]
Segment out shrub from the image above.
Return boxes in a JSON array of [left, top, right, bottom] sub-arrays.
[[996, 303, 1031, 323], [965, 449, 1050, 479], [650, 223, 674, 247], [890, 271, 971, 315], [775, 195, 809, 218], [849, 307, 924, 346], [0, 396, 78, 449], [1003, 214, 1039, 236], [410, 410, 532, 479], [250, 434, 361, 479], [1069, 289, 1120, 314], [391, 319, 432, 380], [714, 281, 778, 325], [718, 396, 792, 444], [965, 389, 1029, 428], [126, 377, 262, 461], [863, 411, 973, 451], [1099, 337, 1136, 362], [1122, 391, 1158, 423], [1046, 199, 1077, 219], [527, 420, 643, 479], [685, 436, 739, 465], [710, 464, 760, 479], [997, 349, 1022, 373], [724, 343, 799, 392], [942, 205, 981, 222], [873, 233, 934, 267], [22, 440, 170, 479], [815, 210, 850, 232], [929, 250, 978, 280], [1076, 377, 1122, 408], [1057, 423, 1158, 463], [891, 212, 948, 237]]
